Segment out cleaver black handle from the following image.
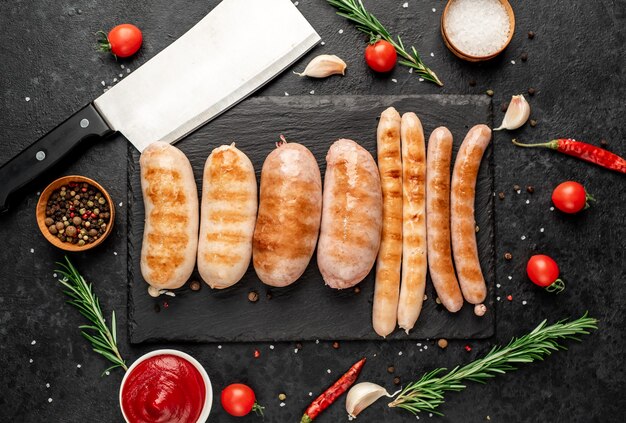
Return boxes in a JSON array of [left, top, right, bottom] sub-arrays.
[[0, 103, 113, 213]]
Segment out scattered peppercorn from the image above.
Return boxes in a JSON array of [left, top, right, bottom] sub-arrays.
[[248, 290, 259, 302], [393, 377, 401, 385], [527, 87, 536, 96], [528, 31, 535, 39], [44, 182, 110, 246], [513, 184, 521, 191], [332, 341, 340, 349], [475, 225, 480, 233], [354, 286, 361, 294], [387, 366, 395, 374], [438, 339, 448, 349], [526, 186, 535, 194], [501, 102, 509, 113], [498, 192, 505, 200], [520, 52, 528, 62], [190, 280, 201, 291], [504, 252, 513, 260], [435, 297, 441, 304], [486, 89, 494, 97], [278, 393, 287, 401], [530, 119, 538, 127], [600, 139, 608, 148], [469, 79, 476, 87]]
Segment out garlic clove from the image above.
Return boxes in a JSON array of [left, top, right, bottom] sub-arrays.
[[293, 54, 347, 78], [345, 382, 399, 418], [494, 94, 531, 131]]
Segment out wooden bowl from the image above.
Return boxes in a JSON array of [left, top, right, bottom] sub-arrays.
[[441, 0, 515, 62], [36, 175, 115, 252]]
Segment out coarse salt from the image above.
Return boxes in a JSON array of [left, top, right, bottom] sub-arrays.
[[432, 8, 436, 13], [321, 41, 325, 46], [402, 2, 408, 8], [30, 248, 34, 253], [392, 78, 398, 83], [46, 383, 50, 388], [327, 369, 331, 374], [270, 345, 275, 349], [540, 228, 545, 232], [31, 340, 36, 345], [444, 0, 510, 57], [48, 398, 53, 403], [280, 402, 286, 407], [338, 29, 344, 34], [309, 90, 315, 95], [521, 235, 526, 240]]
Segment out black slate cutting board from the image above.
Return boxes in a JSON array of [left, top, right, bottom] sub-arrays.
[[127, 95, 494, 343]]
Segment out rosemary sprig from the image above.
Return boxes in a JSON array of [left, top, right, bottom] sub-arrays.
[[56, 257, 127, 375], [389, 313, 597, 415], [326, 0, 443, 86]]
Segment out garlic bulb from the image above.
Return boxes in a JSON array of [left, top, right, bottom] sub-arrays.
[[345, 382, 399, 418], [494, 94, 531, 131], [293, 54, 347, 78]]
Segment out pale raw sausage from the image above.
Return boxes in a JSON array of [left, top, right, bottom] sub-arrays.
[[317, 139, 382, 289]]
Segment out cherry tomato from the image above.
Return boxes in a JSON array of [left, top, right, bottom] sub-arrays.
[[526, 255, 565, 293], [365, 40, 397, 73], [99, 24, 143, 58], [551, 181, 593, 214], [221, 383, 263, 417]]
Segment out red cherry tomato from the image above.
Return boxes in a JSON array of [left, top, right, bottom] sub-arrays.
[[551, 181, 593, 214], [526, 255, 565, 293], [221, 383, 263, 417], [100, 24, 143, 58], [365, 40, 397, 73]]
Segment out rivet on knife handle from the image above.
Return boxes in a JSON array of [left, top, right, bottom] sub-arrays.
[[0, 103, 113, 213]]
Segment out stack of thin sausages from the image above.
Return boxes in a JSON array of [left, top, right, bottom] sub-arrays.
[[138, 108, 491, 337]]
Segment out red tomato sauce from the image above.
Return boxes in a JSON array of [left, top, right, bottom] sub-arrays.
[[121, 354, 205, 423]]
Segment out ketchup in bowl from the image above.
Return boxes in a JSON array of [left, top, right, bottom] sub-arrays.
[[121, 353, 207, 423]]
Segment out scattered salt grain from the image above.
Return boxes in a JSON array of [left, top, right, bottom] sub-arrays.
[[423, 345, 428, 350], [550, 206, 555, 211], [280, 402, 286, 407], [218, 345, 222, 349], [315, 339, 320, 344], [294, 1, 299, 6], [30, 248, 34, 254], [31, 340, 36, 345], [46, 383, 50, 388], [53, 273, 57, 278], [516, 189, 521, 194], [321, 41, 326, 46], [270, 345, 275, 350], [525, 199, 530, 204], [540, 227, 545, 232], [119, 202, 123, 207], [402, 2, 408, 8], [25, 97, 31, 102], [430, 52, 434, 57], [29, 358, 33, 363], [126, 68, 131, 73], [338, 29, 344, 34], [418, 78, 424, 82], [522, 300, 527, 305], [392, 78, 398, 83], [521, 235, 526, 240], [408, 68, 413, 74], [113, 78, 118, 83], [432, 8, 436, 13], [105, 371, 110, 376], [294, 349, 298, 354], [121, 64, 125, 69], [119, 73, 123, 78], [496, 283, 501, 288], [508, 275, 512, 280], [327, 369, 331, 374], [310, 90, 315, 95], [417, 343, 422, 347], [284, 92, 289, 96], [37, 191, 41, 196], [511, 60, 516, 65], [48, 398, 53, 403], [77, 364, 81, 368], [309, 392, 313, 396], [101, 81, 106, 86], [398, 351, 403, 356], [496, 296, 501, 301], [444, 0, 511, 57], [113, 252, 118, 256]]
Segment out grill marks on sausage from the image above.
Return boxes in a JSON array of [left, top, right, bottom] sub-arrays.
[[143, 167, 190, 285]]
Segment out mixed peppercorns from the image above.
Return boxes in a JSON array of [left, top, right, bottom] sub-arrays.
[[44, 182, 111, 246]]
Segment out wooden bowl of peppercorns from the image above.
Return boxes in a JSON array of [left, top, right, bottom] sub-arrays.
[[36, 175, 115, 252]]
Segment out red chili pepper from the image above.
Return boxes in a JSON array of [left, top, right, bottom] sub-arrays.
[[300, 358, 366, 423], [512, 139, 626, 174]]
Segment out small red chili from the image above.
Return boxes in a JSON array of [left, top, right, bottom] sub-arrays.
[[512, 138, 626, 174]]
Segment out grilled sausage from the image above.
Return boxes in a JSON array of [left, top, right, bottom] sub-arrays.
[[140, 142, 198, 290], [197, 143, 257, 289], [451, 124, 491, 304], [253, 142, 322, 287], [397, 113, 427, 334], [426, 127, 463, 312], [372, 107, 403, 337], [317, 139, 383, 289]]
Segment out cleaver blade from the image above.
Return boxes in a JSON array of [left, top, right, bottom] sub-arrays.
[[0, 0, 319, 212]]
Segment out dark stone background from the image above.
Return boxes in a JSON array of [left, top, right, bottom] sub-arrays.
[[0, 1, 624, 422]]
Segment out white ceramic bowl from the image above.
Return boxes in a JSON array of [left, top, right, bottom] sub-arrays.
[[119, 349, 213, 423]]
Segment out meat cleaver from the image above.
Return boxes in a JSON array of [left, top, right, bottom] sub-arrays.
[[0, 0, 320, 212]]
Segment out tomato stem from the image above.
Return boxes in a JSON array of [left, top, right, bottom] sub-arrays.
[[252, 402, 265, 417], [545, 279, 565, 294]]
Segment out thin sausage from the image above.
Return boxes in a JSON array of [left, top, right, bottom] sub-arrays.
[[426, 127, 463, 312], [317, 139, 383, 289], [253, 142, 322, 287], [372, 107, 403, 337], [140, 142, 198, 290], [197, 143, 257, 289], [451, 124, 491, 304], [397, 113, 427, 333]]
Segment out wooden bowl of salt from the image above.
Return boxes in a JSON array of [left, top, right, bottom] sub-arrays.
[[441, 0, 515, 62]]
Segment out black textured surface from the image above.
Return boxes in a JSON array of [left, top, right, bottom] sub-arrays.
[[128, 95, 495, 343], [0, 1, 624, 422]]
